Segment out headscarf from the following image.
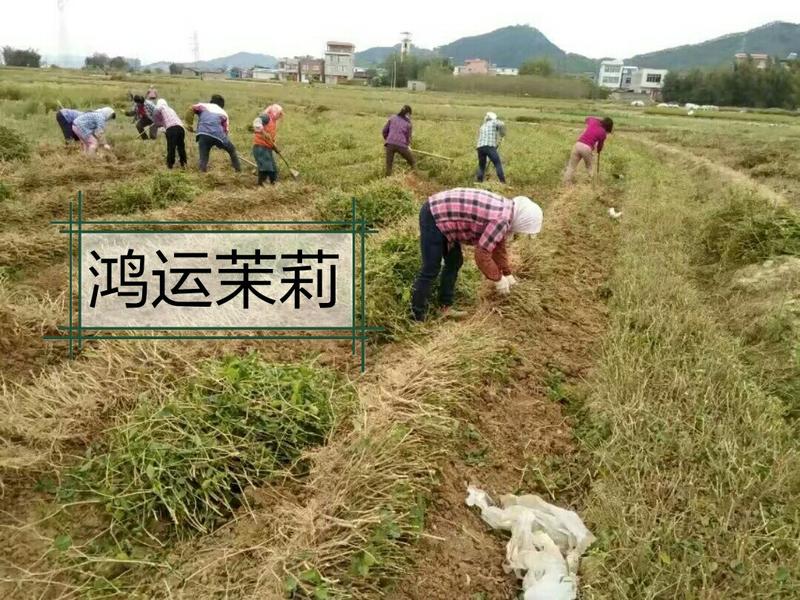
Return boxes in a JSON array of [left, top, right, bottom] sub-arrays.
[[156, 98, 168, 109], [511, 196, 543, 235], [265, 104, 284, 121], [98, 107, 115, 121], [485, 111, 498, 122]]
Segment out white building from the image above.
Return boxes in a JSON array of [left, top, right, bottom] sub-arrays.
[[325, 41, 355, 84], [495, 67, 519, 76], [276, 57, 300, 81], [598, 59, 625, 89], [631, 68, 669, 95], [407, 80, 426, 91], [252, 67, 279, 80]]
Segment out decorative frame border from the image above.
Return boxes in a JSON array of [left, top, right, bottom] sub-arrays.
[[45, 192, 381, 372]]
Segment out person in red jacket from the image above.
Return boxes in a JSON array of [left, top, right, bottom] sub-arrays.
[[564, 116, 613, 184], [251, 104, 283, 185]]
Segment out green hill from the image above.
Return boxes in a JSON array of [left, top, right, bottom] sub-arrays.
[[628, 21, 800, 71], [435, 25, 597, 72], [355, 25, 598, 73], [354, 45, 438, 67]]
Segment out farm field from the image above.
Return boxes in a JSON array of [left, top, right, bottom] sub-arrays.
[[1, 67, 800, 599]]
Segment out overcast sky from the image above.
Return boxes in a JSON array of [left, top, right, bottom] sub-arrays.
[[2, 1, 799, 64]]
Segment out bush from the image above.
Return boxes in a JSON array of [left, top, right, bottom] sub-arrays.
[[697, 191, 800, 269], [315, 178, 418, 228], [105, 171, 199, 214], [0, 125, 32, 162], [60, 355, 351, 538]]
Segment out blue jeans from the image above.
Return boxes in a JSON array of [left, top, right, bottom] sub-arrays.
[[411, 201, 463, 321], [197, 134, 241, 173], [476, 146, 505, 183]]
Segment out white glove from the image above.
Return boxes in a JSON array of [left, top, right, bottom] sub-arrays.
[[494, 275, 511, 295], [506, 274, 519, 287]]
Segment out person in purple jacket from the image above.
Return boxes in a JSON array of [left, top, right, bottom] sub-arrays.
[[563, 116, 614, 184], [382, 105, 415, 176]]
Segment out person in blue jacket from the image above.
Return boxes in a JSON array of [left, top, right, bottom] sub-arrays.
[[185, 94, 241, 173]]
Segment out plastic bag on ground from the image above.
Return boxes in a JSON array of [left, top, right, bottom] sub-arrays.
[[466, 486, 595, 600]]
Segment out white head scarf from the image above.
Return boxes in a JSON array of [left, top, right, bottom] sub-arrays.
[[485, 111, 498, 122], [511, 196, 543, 235], [98, 106, 115, 121], [156, 98, 168, 109]]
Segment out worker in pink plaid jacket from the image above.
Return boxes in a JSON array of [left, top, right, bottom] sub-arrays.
[[411, 187, 543, 321]]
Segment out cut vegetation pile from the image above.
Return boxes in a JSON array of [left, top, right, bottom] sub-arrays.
[[59, 355, 350, 541], [103, 170, 200, 214], [0, 124, 31, 162], [314, 178, 419, 227], [697, 189, 800, 269]]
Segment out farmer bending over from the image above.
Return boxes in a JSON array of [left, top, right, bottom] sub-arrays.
[[252, 104, 284, 185], [125, 95, 158, 140], [55, 107, 83, 144], [72, 107, 116, 155], [411, 188, 543, 322], [152, 99, 187, 169], [563, 116, 613, 184], [476, 111, 506, 184], [383, 105, 415, 176], [185, 95, 241, 173]]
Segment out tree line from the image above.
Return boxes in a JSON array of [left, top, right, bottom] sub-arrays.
[[2, 47, 41, 68], [663, 59, 800, 109]]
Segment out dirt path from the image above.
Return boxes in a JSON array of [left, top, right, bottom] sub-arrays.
[[627, 135, 789, 208], [387, 185, 617, 600]]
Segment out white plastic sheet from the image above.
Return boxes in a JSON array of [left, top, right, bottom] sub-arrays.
[[466, 486, 595, 600]]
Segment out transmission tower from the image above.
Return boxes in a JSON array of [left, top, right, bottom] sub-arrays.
[[57, 0, 68, 63], [400, 32, 412, 62], [191, 30, 200, 64]]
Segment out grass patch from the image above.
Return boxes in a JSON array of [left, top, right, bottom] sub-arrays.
[[104, 171, 199, 214], [0, 124, 32, 162], [579, 151, 800, 598], [59, 354, 352, 541]]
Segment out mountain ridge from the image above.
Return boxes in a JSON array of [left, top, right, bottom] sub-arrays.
[[354, 21, 800, 73], [122, 21, 800, 74]]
